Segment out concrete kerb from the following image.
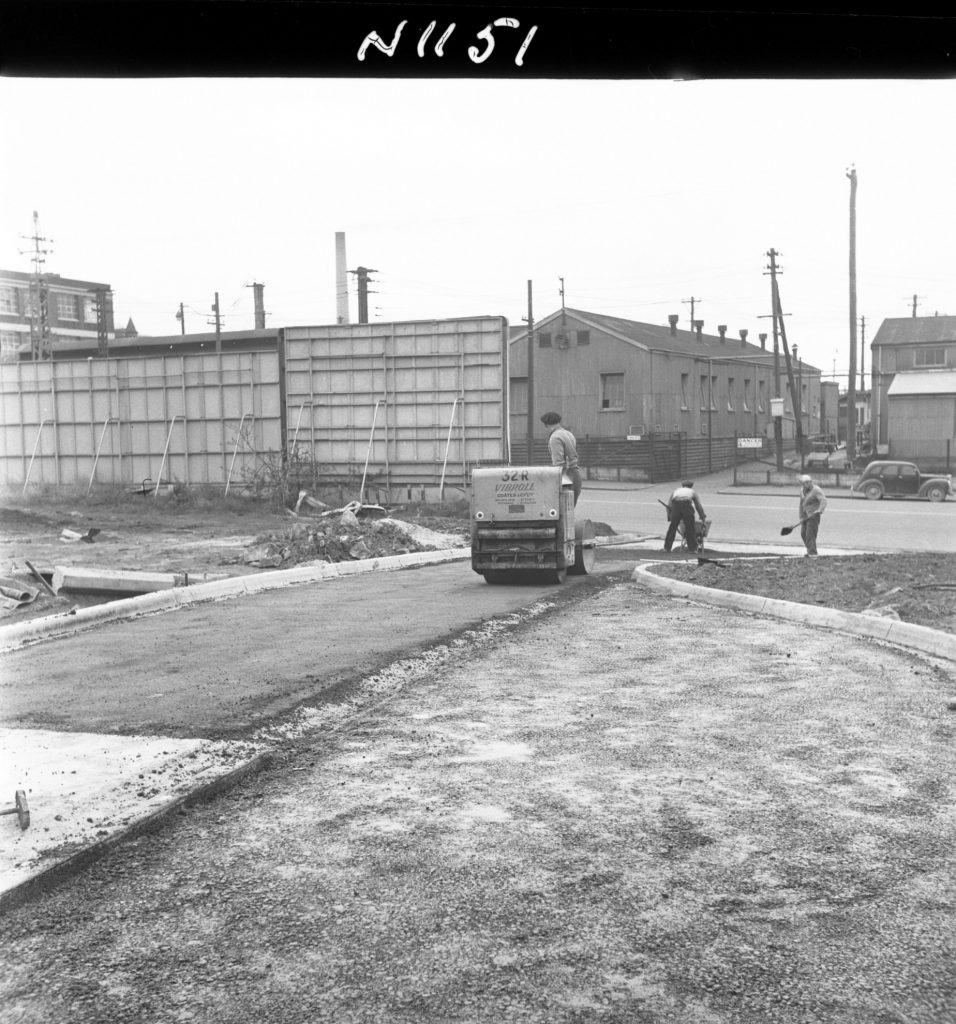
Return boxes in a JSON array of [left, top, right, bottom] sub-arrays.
[[0, 750, 274, 916], [633, 561, 956, 663], [0, 548, 471, 652]]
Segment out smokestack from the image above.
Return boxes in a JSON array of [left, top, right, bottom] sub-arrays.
[[668, 314, 679, 336], [759, 332, 767, 350], [739, 328, 748, 348], [718, 324, 727, 343], [335, 232, 349, 324], [694, 320, 704, 341], [252, 282, 265, 330]]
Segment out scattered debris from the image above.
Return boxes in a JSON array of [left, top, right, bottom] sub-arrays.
[[24, 560, 61, 600], [59, 527, 101, 544], [0, 577, 38, 611]]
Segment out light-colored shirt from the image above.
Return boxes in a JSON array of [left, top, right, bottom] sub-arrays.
[[669, 486, 705, 520], [548, 426, 579, 470], [800, 484, 827, 518]]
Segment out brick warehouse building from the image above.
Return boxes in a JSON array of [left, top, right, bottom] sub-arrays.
[[0, 268, 115, 362]]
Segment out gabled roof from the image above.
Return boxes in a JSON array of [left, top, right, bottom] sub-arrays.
[[872, 316, 956, 348], [510, 307, 816, 370]]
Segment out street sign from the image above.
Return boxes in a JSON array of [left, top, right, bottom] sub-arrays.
[[626, 434, 642, 441], [737, 437, 763, 448]]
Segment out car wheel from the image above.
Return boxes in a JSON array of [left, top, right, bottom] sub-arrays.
[[926, 484, 947, 503], [863, 482, 883, 501]]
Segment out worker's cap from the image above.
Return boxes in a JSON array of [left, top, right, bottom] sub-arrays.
[[681, 480, 694, 487], [540, 411, 562, 425], [800, 474, 812, 483]]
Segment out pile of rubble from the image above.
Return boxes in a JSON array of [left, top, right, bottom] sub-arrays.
[[236, 497, 469, 569]]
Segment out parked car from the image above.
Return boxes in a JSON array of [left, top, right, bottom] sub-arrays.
[[851, 460, 954, 502]]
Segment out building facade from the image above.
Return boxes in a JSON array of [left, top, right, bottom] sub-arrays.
[[871, 315, 956, 468], [0, 268, 115, 363], [508, 308, 822, 445]]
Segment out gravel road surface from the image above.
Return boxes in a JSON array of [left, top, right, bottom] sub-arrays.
[[2, 574, 955, 1024]]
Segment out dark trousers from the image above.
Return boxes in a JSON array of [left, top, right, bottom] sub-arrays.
[[801, 513, 821, 554], [664, 501, 696, 552], [567, 467, 582, 506]]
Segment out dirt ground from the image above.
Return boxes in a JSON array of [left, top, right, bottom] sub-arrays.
[[652, 553, 956, 635], [0, 489, 473, 624]]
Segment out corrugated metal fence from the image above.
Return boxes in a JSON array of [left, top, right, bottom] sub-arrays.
[[0, 316, 510, 496], [1, 351, 280, 492]]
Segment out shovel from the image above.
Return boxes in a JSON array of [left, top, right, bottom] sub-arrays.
[[780, 518, 807, 536]]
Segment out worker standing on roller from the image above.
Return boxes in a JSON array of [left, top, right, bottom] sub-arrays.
[[540, 411, 582, 506]]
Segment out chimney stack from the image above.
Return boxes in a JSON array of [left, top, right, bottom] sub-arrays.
[[668, 314, 679, 336], [252, 282, 265, 330], [694, 320, 704, 341], [759, 332, 767, 350], [739, 328, 748, 348], [718, 324, 727, 343], [335, 231, 349, 324]]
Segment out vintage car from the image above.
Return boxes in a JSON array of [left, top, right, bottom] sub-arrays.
[[851, 460, 954, 502]]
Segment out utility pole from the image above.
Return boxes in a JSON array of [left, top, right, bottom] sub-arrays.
[[859, 315, 866, 393], [773, 272, 804, 461], [764, 250, 784, 470], [525, 280, 535, 462], [175, 302, 185, 335], [211, 292, 221, 353], [350, 267, 378, 325], [682, 296, 701, 331], [19, 210, 53, 361], [846, 167, 858, 465], [91, 287, 112, 357]]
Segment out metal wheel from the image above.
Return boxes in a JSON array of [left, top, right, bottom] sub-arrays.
[[569, 519, 597, 575], [863, 482, 883, 501], [926, 484, 947, 503]]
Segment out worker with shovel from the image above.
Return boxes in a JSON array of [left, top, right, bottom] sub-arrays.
[[794, 474, 828, 556]]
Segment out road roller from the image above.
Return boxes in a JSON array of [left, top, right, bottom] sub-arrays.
[[470, 466, 597, 584]]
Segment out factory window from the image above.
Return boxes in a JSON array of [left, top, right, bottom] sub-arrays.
[[600, 373, 625, 410], [914, 347, 945, 367], [710, 376, 718, 411], [680, 373, 689, 410], [56, 294, 79, 321], [0, 330, 22, 351], [743, 379, 752, 411], [0, 287, 19, 314], [538, 332, 552, 348], [727, 377, 735, 411], [699, 375, 708, 410], [576, 330, 590, 346], [757, 379, 766, 412]]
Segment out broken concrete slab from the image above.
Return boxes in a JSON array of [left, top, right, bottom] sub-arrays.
[[51, 566, 230, 595]]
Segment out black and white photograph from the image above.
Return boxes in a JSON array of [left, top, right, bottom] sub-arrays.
[[2, 5, 956, 1022]]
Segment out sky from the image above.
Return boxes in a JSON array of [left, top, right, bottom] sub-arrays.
[[1, 76, 954, 384]]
